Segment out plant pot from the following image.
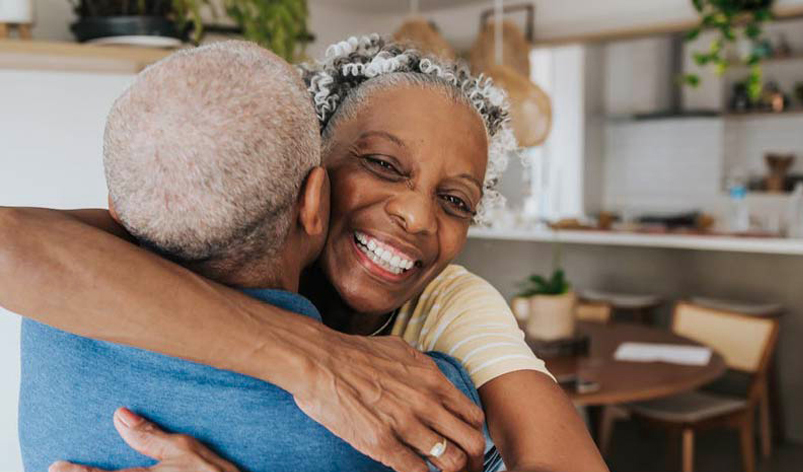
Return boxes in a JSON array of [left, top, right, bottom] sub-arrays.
[[526, 292, 577, 341], [510, 296, 531, 323], [0, 0, 34, 23], [70, 16, 184, 43]]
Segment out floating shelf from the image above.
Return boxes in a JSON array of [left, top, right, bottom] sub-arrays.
[[468, 227, 803, 256], [0, 39, 175, 74]]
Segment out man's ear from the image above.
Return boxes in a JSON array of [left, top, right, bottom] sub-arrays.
[[107, 195, 122, 225], [297, 166, 330, 237]]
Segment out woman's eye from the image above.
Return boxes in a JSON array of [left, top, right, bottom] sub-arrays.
[[440, 194, 475, 218], [363, 156, 401, 175]]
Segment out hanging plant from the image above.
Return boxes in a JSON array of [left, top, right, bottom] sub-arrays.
[[683, 0, 775, 100]]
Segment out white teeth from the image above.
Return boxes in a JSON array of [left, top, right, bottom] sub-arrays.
[[354, 232, 416, 274]]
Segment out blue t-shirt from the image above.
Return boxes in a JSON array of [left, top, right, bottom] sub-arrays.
[[19, 288, 501, 472]]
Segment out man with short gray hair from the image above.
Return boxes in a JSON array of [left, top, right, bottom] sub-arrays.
[[17, 40, 491, 472]]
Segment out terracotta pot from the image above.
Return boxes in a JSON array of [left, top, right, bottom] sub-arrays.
[[526, 292, 577, 341]]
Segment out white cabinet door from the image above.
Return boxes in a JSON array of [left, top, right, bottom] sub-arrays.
[[0, 69, 133, 472]]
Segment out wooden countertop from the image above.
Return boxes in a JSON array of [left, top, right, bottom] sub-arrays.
[[0, 39, 175, 74]]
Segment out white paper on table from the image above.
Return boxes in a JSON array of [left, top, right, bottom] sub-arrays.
[[613, 342, 712, 366]]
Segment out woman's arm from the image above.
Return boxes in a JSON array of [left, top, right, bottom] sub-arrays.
[[0, 206, 485, 472], [479, 371, 609, 472]]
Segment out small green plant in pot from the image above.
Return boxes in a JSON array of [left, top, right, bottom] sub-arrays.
[[516, 260, 576, 341], [683, 0, 776, 100]]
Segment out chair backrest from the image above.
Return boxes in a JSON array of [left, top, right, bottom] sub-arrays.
[[575, 301, 612, 323], [672, 302, 779, 375]]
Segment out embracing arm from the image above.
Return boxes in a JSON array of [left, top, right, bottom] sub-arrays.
[[480, 371, 609, 472], [0, 206, 484, 472]]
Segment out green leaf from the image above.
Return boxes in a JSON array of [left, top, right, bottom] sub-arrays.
[[685, 27, 701, 42], [683, 73, 701, 87]]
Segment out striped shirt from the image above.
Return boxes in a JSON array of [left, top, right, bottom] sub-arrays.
[[392, 264, 553, 388]]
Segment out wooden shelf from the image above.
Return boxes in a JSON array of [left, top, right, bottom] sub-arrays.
[[724, 108, 803, 119], [0, 39, 176, 74]]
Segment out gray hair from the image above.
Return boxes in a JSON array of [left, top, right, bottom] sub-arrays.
[[104, 40, 320, 262], [299, 34, 517, 224]]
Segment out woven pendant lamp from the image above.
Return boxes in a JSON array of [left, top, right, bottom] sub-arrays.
[[470, 1, 552, 147], [485, 63, 552, 147], [469, 20, 531, 77], [394, 17, 456, 61], [394, 0, 456, 61]]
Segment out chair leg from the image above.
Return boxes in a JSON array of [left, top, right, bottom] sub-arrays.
[[759, 381, 772, 458], [768, 358, 785, 444], [682, 428, 695, 472], [740, 413, 756, 472], [0, 23, 9, 38], [598, 406, 616, 457]]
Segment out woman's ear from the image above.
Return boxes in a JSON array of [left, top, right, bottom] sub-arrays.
[[297, 166, 330, 237]]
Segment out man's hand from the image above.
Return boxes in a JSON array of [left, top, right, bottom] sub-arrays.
[[292, 332, 486, 472], [48, 408, 239, 472]]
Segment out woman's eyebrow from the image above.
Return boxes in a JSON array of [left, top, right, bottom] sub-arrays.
[[358, 131, 407, 149], [455, 173, 483, 193]]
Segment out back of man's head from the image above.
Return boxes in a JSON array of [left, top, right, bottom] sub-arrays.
[[104, 41, 320, 266]]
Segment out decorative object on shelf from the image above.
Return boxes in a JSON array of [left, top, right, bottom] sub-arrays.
[[683, 0, 776, 100], [69, 1, 310, 62], [0, 0, 34, 39], [761, 80, 790, 112], [765, 153, 795, 193], [394, 1, 455, 61], [518, 245, 576, 341], [730, 82, 752, 111], [772, 32, 792, 58], [69, 0, 203, 45], [795, 82, 803, 106], [471, 1, 551, 148]]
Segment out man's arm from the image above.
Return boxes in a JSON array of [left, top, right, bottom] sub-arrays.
[[479, 370, 609, 472], [0, 206, 484, 472]]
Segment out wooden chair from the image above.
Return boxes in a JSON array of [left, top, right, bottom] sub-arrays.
[[575, 301, 612, 323], [599, 302, 779, 472]]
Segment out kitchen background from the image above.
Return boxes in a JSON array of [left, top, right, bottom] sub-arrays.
[[3, 0, 803, 470]]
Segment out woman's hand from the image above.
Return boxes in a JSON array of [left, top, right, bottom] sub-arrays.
[[48, 408, 238, 472], [293, 332, 486, 472]]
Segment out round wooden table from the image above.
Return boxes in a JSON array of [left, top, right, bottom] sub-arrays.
[[541, 322, 727, 406]]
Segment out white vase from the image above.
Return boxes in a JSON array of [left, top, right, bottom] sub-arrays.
[[0, 0, 34, 23], [526, 291, 577, 341]]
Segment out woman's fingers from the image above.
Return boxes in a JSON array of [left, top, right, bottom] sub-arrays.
[[48, 461, 148, 472], [112, 407, 239, 472], [112, 408, 177, 461]]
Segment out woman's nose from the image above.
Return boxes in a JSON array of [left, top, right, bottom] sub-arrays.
[[385, 191, 437, 235]]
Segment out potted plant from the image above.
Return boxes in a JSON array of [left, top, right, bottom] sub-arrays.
[[69, 0, 310, 62], [517, 267, 576, 341], [68, 0, 206, 45], [683, 0, 776, 100]]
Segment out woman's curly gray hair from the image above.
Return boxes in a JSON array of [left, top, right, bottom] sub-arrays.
[[298, 34, 517, 224]]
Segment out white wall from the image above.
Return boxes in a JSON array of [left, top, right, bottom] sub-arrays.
[[0, 69, 133, 472]]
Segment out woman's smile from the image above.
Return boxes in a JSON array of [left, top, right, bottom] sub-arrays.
[[351, 230, 419, 281]]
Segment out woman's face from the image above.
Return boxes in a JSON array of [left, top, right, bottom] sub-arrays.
[[318, 86, 489, 315]]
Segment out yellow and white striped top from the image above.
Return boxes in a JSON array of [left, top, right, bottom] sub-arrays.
[[392, 264, 553, 388]]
